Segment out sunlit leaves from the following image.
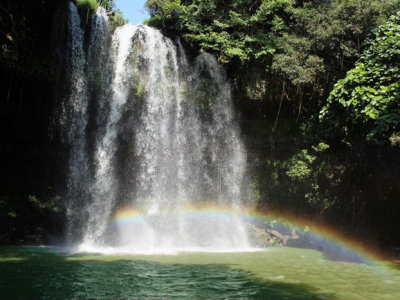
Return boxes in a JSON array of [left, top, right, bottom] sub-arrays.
[[144, 0, 399, 113], [145, 0, 289, 63], [320, 12, 400, 144]]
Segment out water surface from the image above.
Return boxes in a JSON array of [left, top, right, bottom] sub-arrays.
[[1, 246, 399, 299]]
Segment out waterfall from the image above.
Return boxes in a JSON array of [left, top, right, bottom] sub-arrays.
[[63, 3, 253, 253], [64, 3, 90, 242]]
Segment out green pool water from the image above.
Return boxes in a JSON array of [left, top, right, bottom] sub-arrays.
[[0, 246, 399, 299]]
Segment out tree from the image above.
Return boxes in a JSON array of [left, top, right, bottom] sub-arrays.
[[97, 0, 115, 11], [320, 12, 400, 145], [144, 0, 399, 116]]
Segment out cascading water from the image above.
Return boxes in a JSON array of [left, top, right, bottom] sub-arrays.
[[63, 3, 253, 253], [63, 2, 90, 242]]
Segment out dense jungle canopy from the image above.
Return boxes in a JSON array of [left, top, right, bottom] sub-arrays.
[[0, 0, 400, 257]]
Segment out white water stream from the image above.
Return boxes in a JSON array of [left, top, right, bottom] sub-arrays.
[[63, 3, 253, 253]]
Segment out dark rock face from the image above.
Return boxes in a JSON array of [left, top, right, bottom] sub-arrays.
[[0, 0, 70, 244]]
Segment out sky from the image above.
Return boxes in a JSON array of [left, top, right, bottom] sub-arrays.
[[114, 0, 149, 25]]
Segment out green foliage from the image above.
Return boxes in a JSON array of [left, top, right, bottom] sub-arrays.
[[97, 0, 116, 11], [136, 80, 144, 96], [145, 0, 291, 63], [28, 195, 63, 213], [272, 49, 325, 86], [76, 0, 116, 13], [320, 12, 400, 145], [284, 149, 315, 181], [0, 0, 67, 81], [145, 0, 399, 116], [255, 142, 335, 214], [0, 192, 65, 242], [77, 0, 99, 15], [271, 0, 400, 104], [76, 0, 127, 30], [110, 9, 128, 31]]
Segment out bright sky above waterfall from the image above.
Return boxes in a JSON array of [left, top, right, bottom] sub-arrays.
[[115, 0, 149, 24]]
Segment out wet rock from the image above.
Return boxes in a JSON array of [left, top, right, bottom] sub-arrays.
[[246, 223, 272, 247], [247, 222, 304, 247]]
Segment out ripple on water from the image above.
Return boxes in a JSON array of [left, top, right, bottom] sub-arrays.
[[0, 246, 400, 299]]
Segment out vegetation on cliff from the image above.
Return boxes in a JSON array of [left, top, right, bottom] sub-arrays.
[[321, 12, 400, 146], [145, 0, 400, 250], [76, 0, 127, 31], [145, 0, 399, 111]]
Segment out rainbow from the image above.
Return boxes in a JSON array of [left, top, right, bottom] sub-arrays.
[[111, 203, 387, 262]]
